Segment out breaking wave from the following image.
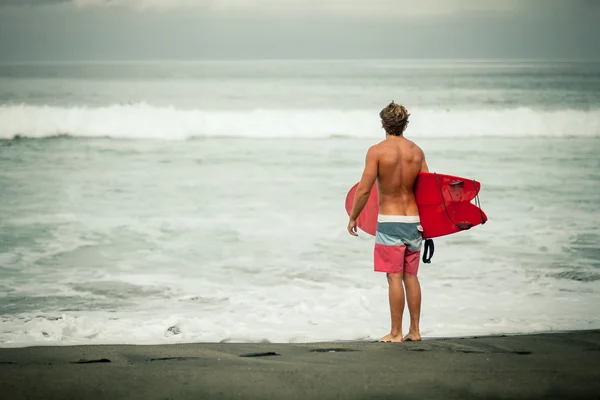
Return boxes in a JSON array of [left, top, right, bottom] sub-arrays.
[[1, 103, 599, 140]]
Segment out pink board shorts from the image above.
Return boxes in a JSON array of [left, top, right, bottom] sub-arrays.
[[374, 215, 423, 275]]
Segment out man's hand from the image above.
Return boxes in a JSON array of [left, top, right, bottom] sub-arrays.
[[347, 218, 358, 236]]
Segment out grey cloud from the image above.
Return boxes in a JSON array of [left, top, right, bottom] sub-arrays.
[[0, 0, 70, 4], [0, 0, 548, 16], [0, 0, 598, 61], [1, 0, 598, 19]]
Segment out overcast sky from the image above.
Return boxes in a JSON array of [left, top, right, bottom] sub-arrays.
[[0, 0, 598, 61]]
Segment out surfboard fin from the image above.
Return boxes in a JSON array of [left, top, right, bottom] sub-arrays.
[[457, 222, 474, 230]]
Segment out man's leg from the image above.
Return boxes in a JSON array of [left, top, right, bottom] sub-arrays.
[[373, 229, 407, 343], [402, 274, 421, 341], [403, 249, 422, 341], [380, 273, 405, 342]]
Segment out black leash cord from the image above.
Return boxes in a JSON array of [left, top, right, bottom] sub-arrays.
[[422, 238, 434, 264]]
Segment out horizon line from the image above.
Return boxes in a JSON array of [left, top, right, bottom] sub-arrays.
[[1, 57, 600, 65]]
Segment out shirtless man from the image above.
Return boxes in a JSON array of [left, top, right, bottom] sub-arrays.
[[347, 101, 428, 343]]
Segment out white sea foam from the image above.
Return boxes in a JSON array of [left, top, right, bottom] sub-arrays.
[[1, 270, 598, 348], [1, 135, 600, 347], [0, 103, 599, 139]]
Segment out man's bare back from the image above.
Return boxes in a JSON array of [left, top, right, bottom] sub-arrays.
[[347, 136, 428, 224], [376, 136, 429, 215]]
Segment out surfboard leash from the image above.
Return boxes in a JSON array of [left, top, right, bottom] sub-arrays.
[[422, 239, 434, 264], [434, 172, 470, 230], [423, 173, 485, 265], [473, 179, 486, 226]]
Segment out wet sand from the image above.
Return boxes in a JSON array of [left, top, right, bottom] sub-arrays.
[[1, 330, 599, 400]]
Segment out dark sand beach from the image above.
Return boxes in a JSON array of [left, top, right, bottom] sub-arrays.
[[1, 330, 599, 400]]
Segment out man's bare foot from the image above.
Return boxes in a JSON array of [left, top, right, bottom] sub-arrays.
[[403, 332, 421, 342], [379, 333, 403, 343]]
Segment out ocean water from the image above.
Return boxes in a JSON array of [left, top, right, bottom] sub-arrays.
[[0, 60, 599, 347]]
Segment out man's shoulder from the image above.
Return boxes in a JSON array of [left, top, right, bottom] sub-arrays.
[[366, 141, 391, 160], [367, 141, 386, 154], [405, 138, 424, 154], [372, 139, 392, 150]]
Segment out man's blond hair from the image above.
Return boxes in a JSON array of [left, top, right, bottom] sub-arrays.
[[380, 101, 410, 136]]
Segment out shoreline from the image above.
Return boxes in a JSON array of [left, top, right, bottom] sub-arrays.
[[2, 326, 598, 349], [1, 329, 599, 399]]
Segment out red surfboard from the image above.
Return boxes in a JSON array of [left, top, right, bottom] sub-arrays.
[[345, 172, 488, 239]]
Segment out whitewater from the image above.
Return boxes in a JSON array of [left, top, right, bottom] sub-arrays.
[[1, 104, 599, 139], [1, 60, 599, 347]]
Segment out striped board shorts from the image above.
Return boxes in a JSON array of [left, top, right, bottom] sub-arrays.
[[374, 215, 423, 275]]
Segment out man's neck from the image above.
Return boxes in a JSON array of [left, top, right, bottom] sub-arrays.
[[385, 133, 404, 140]]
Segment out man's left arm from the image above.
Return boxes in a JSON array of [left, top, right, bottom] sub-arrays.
[[348, 146, 378, 235]]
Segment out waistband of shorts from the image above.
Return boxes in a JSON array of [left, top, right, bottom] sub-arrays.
[[377, 214, 420, 223]]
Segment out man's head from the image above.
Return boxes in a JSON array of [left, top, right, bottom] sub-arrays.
[[380, 101, 410, 136]]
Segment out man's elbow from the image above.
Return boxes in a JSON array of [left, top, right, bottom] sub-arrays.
[[356, 186, 372, 197]]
